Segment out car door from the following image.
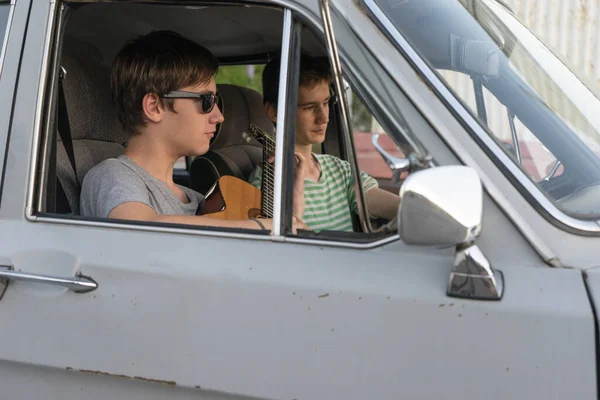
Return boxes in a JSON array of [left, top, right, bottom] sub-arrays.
[[0, 1, 596, 400], [278, 0, 597, 398]]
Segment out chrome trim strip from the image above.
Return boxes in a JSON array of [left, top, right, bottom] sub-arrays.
[[32, 213, 399, 249], [33, 214, 274, 241], [285, 233, 400, 249], [321, 0, 372, 232], [271, 9, 293, 238], [25, 0, 57, 216], [37, 3, 66, 212], [27, 207, 300, 244], [0, 2, 15, 79], [361, 0, 600, 234]]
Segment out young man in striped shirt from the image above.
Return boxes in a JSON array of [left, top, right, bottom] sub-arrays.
[[248, 56, 400, 232]]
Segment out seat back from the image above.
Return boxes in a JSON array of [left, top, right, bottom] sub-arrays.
[[57, 53, 128, 214], [189, 83, 274, 195]]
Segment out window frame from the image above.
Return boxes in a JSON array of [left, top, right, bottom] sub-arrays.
[[27, 1, 293, 242], [0, 0, 15, 81], [26, 0, 407, 249], [284, 6, 422, 246]]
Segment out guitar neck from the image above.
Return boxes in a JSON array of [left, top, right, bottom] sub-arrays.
[[261, 137, 276, 218]]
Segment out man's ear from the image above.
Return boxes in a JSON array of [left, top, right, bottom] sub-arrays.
[[265, 102, 277, 123], [142, 93, 164, 123]]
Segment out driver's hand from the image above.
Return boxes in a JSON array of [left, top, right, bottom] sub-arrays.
[[292, 215, 309, 234], [254, 217, 309, 235]]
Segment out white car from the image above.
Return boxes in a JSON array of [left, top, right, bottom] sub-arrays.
[[0, 0, 599, 398]]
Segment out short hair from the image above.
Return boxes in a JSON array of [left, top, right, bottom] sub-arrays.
[[111, 30, 218, 134], [262, 54, 332, 106]]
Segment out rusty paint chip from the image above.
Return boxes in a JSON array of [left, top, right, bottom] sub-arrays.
[[79, 370, 131, 379], [318, 293, 329, 299], [78, 370, 176, 386], [133, 376, 176, 386]]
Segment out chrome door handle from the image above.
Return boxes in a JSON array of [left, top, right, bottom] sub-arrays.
[[0, 267, 98, 293]]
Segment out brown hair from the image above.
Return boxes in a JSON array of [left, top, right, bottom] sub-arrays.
[[111, 30, 218, 134], [262, 54, 332, 106]]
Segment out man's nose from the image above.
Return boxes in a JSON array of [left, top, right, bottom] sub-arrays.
[[210, 104, 225, 125], [315, 105, 329, 123]]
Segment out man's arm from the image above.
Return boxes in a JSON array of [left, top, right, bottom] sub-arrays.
[[109, 202, 272, 230], [109, 202, 309, 232], [366, 187, 400, 221]]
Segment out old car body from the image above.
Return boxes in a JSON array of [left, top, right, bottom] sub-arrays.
[[0, 0, 599, 399]]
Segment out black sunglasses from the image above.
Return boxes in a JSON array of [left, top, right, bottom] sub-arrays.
[[161, 91, 220, 114]]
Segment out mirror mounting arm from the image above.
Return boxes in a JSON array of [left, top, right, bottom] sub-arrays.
[[447, 243, 504, 300], [372, 134, 431, 183]]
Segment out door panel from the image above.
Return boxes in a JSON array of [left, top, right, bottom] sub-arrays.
[[0, 217, 596, 399]]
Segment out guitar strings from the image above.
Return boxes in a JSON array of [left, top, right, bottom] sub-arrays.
[[250, 125, 277, 218], [262, 137, 276, 217]]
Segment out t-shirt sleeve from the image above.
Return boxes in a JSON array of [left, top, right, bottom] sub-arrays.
[[80, 160, 153, 218], [346, 166, 379, 215], [248, 165, 264, 189]]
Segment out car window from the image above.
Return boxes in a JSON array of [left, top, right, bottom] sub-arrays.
[[216, 64, 265, 94], [346, 85, 406, 181], [440, 69, 563, 182], [34, 2, 288, 235], [374, 0, 600, 219], [0, 2, 12, 78]]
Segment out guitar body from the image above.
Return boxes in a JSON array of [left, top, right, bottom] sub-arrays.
[[197, 124, 273, 220], [198, 175, 262, 219]]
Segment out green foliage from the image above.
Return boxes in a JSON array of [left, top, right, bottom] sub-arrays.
[[216, 65, 265, 94]]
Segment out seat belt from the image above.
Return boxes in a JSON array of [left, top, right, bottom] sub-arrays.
[[47, 66, 78, 214], [58, 66, 78, 184]]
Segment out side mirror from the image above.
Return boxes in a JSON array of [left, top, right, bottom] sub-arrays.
[[398, 166, 482, 246], [398, 166, 503, 300]]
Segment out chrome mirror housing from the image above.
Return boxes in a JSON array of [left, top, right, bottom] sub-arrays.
[[398, 166, 503, 300], [398, 166, 482, 246]]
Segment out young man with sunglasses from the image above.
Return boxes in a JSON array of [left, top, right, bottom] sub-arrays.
[[80, 30, 305, 232], [248, 56, 400, 232]]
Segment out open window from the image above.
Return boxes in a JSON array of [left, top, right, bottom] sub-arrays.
[[31, 2, 291, 235], [27, 0, 413, 245]]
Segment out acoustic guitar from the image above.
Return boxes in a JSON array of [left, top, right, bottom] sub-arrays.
[[197, 123, 275, 219]]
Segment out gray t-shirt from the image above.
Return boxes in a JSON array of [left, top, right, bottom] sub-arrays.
[[80, 155, 204, 218]]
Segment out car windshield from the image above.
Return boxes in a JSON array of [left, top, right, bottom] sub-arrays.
[[372, 0, 600, 219]]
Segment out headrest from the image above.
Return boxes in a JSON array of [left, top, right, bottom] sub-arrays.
[[60, 55, 128, 145], [212, 83, 275, 149]]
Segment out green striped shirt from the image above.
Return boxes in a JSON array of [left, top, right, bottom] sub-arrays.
[[248, 154, 378, 232]]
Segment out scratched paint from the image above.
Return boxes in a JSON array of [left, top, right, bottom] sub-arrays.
[[76, 369, 176, 387]]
